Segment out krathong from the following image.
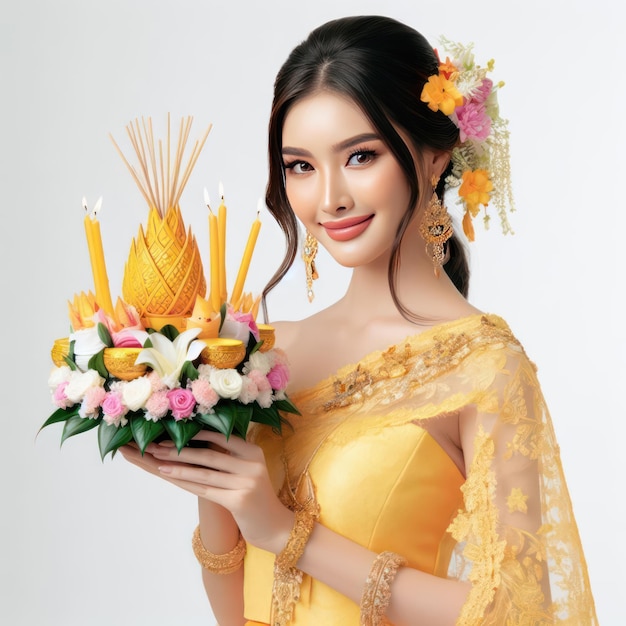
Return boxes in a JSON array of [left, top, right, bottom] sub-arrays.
[[40, 116, 298, 459]]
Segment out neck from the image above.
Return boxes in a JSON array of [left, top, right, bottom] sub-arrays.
[[337, 226, 468, 325]]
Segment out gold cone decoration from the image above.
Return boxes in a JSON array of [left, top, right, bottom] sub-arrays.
[[123, 206, 206, 317], [110, 115, 212, 322]]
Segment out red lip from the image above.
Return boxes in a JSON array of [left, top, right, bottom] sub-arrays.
[[321, 214, 374, 241]]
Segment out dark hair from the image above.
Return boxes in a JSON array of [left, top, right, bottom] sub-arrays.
[[262, 15, 469, 321]]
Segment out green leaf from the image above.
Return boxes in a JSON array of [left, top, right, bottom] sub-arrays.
[[88, 350, 109, 378], [60, 415, 100, 446], [39, 406, 80, 433], [273, 396, 301, 416], [218, 303, 228, 333], [249, 339, 263, 356], [63, 355, 78, 371], [98, 421, 133, 460], [159, 325, 179, 341], [181, 361, 199, 384], [130, 416, 165, 454], [251, 403, 281, 429], [97, 322, 114, 348], [194, 411, 232, 437], [232, 403, 253, 439], [163, 418, 203, 452]]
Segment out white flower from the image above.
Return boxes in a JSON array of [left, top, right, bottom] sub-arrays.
[[71, 326, 107, 372], [220, 319, 251, 346], [209, 368, 243, 399], [135, 328, 205, 389], [48, 365, 72, 390], [65, 369, 105, 404], [245, 351, 272, 375], [121, 376, 153, 411]]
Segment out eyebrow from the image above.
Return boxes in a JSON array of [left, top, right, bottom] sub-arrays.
[[282, 132, 381, 157]]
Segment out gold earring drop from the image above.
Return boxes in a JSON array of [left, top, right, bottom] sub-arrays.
[[419, 176, 453, 277], [303, 230, 319, 302]]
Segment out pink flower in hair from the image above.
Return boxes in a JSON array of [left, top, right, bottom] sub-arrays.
[[455, 101, 492, 143], [472, 78, 493, 104]]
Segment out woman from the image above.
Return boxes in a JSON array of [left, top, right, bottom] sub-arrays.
[[121, 15, 597, 625]]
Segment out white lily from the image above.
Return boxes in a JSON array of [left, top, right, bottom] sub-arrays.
[[135, 327, 205, 388]]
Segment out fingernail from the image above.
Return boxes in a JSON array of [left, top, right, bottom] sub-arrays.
[[158, 465, 172, 474]]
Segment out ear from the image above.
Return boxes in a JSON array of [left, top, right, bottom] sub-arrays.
[[425, 149, 451, 182]]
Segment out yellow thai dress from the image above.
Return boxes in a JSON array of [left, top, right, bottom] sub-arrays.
[[243, 314, 598, 625]]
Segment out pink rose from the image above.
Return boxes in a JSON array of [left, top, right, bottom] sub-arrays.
[[145, 390, 170, 420], [167, 388, 196, 421], [190, 379, 219, 411], [80, 386, 106, 418], [455, 101, 492, 143], [53, 381, 72, 409], [267, 363, 290, 391], [102, 391, 128, 426], [230, 310, 260, 341]]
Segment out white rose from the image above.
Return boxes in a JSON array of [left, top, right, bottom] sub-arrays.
[[122, 376, 153, 411], [65, 369, 105, 404], [71, 327, 107, 372], [209, 368, 243, 399], [246, 351, 272, 375], [48, 365, 72, 390], [219, 319, 251, 346]]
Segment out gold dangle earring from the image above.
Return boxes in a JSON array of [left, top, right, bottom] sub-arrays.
[[303, 230, 319, 302], [419, 176, 453, 277]]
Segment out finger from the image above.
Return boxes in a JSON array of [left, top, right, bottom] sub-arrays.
[[157, 463, 249, 490], [192, 431, 261, 459], [146, 441, 249, 473]]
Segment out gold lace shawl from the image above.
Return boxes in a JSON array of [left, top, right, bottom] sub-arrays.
[[268, 314, 597, 625]]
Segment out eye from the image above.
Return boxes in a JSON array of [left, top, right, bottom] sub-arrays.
[[284, 160, 314, 174], [347, 149, 376, 166]]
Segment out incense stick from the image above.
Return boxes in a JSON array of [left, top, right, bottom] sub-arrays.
[[110, 114, 212, 216]]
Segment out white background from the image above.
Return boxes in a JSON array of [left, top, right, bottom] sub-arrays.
[[1, 1, 623, 624]]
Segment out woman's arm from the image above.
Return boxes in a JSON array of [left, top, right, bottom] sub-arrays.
[[148, 431, 472, 626]]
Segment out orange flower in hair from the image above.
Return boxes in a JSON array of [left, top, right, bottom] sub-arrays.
[[420, 74, 463, 116], [438, 56, 459, 80], [459, 169, 493, 241]]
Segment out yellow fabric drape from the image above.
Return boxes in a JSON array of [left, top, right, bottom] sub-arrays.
[[244, 314, 597, 625]]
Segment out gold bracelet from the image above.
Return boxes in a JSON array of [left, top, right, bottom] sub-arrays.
[[360, 550, 407, 626], [271, 505, 319, 626], [191, 525, 246, 575]]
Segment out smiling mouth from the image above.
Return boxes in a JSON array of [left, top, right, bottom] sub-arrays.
[[321, 214, 374, 241]]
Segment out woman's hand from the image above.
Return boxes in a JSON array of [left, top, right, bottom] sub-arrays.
[[122, 431, 293, 554]]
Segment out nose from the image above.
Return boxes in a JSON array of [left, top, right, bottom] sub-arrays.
[[319, 168, 354, 215]]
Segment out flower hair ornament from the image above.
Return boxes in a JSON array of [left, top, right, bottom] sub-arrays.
[[420, 37, 515, 242]]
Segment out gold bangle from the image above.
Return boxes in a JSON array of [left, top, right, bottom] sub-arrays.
[[191, 525, 246, 574], [271, 505, 319, 626], [360, 551, 407, 626]]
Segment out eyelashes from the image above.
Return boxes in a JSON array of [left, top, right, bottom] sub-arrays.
[[282, 147, 378, 172]]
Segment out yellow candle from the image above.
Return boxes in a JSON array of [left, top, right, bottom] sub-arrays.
[[208, 209, 221, 312], [83, 197, 114, 318], [231, 208, 261, 306], [217, 182, 227, 303]]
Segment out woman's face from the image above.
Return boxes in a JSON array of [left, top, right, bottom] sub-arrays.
[[281, 91, 413, 269]]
